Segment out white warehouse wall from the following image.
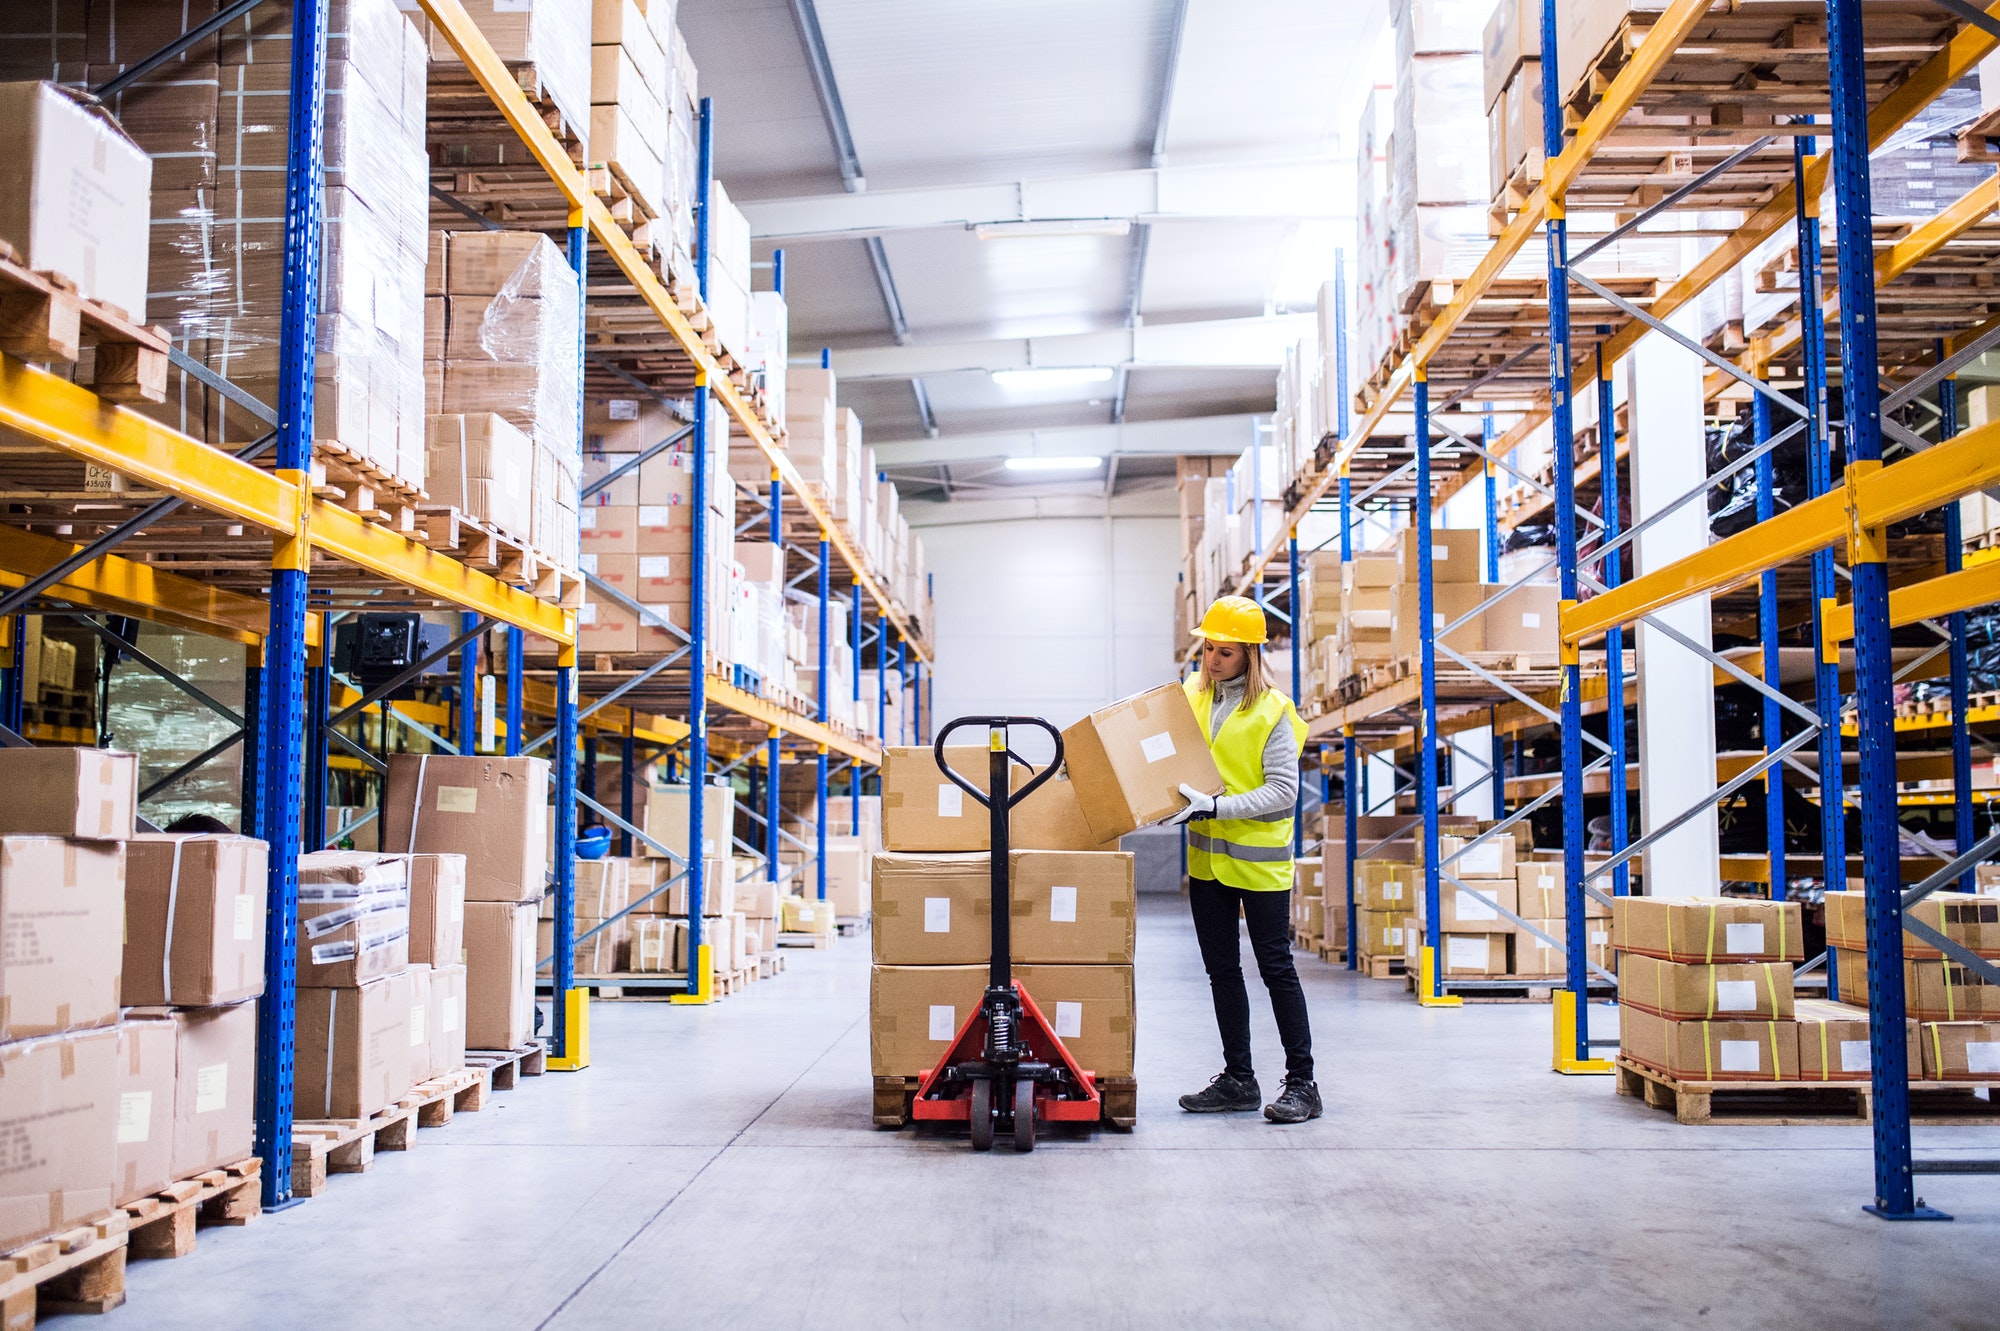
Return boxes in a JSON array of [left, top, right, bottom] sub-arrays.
[[913, 512, 1182, 733]]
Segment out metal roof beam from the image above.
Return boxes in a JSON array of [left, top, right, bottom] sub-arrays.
[[832, 313, 1312, 381], [870, 413, 1262, 466]]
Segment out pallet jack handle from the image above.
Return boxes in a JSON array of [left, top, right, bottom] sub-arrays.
[[932, 717, 1063, 990]]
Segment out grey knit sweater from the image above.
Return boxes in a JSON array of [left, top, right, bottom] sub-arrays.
[[1204, 675, 1300, 821]]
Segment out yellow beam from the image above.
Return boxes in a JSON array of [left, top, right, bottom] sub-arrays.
[[1824, 559, 2000, 641], [0, 524, 292, 646], [519, 676, 689, 746], [417, 0, 929, 663]]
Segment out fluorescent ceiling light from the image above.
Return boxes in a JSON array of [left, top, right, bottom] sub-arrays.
[[990, 367, 1115, 389], [1005, 455, 1102, 472], [973, 218, 1132, 240]]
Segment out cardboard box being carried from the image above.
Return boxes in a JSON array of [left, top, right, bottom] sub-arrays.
[[294, 971, 416, 1120], [0, 747, 136, 839], [1061, 685, 1223, 843], [170, 1001, 257, 1179], [1613, 896, 1803, 963], [1617, 953, 1795, 1021], [0, 835, 125, 1040], [123, 834, 267, 1007], [464, 901, 537, 1050], [1010, 769, 1120, 852], [0, 1027, 118, 1252], [382, 754, 551, 903], [1618, 1007, 1798, 1083]]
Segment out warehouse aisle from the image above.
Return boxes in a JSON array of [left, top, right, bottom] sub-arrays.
[[121, 898, 2000, 1330]]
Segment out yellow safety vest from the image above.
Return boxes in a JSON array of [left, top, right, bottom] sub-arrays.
[[1181, 675, 1307, 892]]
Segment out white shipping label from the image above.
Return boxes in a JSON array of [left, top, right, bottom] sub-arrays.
[[1384, 882, 1403, 901], [1386, 927, 1404, 947], [1714, 979, 1758, 1012], [640, 556, 673, 578], [923, 897, 951, 933], [1432, 613, 1445, 629], [937, 784, 963, 818], [579, 509, 597, 530], [436, 785, 479, 815], [928, 1005, 956, 1041], [1139, 731, 1177, 763], [578, 553, 599, 574], [1520, 612, 1542, 628], [1431, 543, 1448, 561], [1840, 1039, 1872, 1074], [607, 399, 640, 421], [116, 1090, 151, 1144], [1718, 1040, 1762, 1073], [1049, 886, 1077, 924], [1460, 843, 1502, 876], [1589, 929, 1608, 945], [1054, 1001, 1083, 1040], [233, 893, 256, 941], [1447, 936, 1489, 970], [445, 997, 462, 1033], [1968, 1042, 2000, 1075], [1724, 921, 1765, 954], [1455, 889, 1498, 922], [639, 506, 674, 526], [410, 1004, 427, 1046], [451, 897, 464, 923], [578, 603, 598, 625], [194, 1063, 229, 1115]]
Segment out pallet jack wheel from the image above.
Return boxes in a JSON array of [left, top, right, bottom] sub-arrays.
[[970, 1078, 994, 1152], [1013, 1079, 1035, 1153]]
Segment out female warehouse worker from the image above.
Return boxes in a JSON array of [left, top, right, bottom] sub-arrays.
[[1169, 595, 1317, 1123]]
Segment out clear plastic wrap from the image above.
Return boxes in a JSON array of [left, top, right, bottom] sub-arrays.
[[105, 624, 246, 830]]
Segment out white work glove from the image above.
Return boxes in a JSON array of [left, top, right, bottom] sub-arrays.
[[1167, 782, 1217, 826]]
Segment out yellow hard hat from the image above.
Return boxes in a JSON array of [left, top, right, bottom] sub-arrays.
[[1196, 596, 1268, 645]]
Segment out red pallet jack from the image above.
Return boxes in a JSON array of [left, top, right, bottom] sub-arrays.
[[910, 717, 1102, 1151]]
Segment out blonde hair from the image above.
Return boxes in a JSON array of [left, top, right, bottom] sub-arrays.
[[1197, 642, 1268, 705]]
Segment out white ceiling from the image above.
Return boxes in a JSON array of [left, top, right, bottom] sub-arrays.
[[680, 0, 1382, 501]]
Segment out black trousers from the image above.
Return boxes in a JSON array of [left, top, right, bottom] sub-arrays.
[[1188, 875, 1313, 1081]]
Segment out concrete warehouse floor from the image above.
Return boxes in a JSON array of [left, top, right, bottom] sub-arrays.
[[116, 897, 2000, 1330]]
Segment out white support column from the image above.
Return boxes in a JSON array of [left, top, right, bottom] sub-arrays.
[[1625, 310, 1721, 898], [1365, 751, 1396, 815], [1449, 725, 1495, 817]]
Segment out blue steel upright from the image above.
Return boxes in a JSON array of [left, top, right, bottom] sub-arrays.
[[241, 659, 264, 841], [876, 612, 888, 740], [1794, 123, 1846, 891], [683, 95, 718, 995], [1340, 465, 1358, 971], [1827, 0, 1931, 1222], [457, 611, 478, 754], [550, 217, 587, 1053], [817, 536, 831, 902], [1753, 377, 1785, 900], [505, 629, 523, 755], [1938, 348, 1973, 890], [1414, 373, 1444, 998], [256, 0, 327, 1211], [1288, 527, 1304, 857], [1595, 350, 1630, 898], [1541, 0, 1589, 1054], [1484, 406, 1505, 823], [303, 657, 330, 848]]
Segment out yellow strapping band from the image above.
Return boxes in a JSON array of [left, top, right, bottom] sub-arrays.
[[1762, 962, 1777, 1015], [1944, 960, 1956, 1020], [1705, 904, 1717, 963], [1768, 1021, 1781, 1082], [1933, 1023, 1945, 1078], [1703, 1022, 1712, 1080], [1817, 1020, 1829, 1083]]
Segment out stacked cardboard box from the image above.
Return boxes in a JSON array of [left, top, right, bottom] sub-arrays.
[[590, 0, 669, 219], [538, 857, 630, 977], [1384, 528, 1559, 662], [1825, 889, 2000, 1078], [381, 755, 547, 1051], [426, 412, 534, 539], [427, 230, 582, 570], [423, 0, 591, 147], [1482, 0, 1542, 199], [1614, 897, 1811, 1082], [1511, 860, 1613, 977]]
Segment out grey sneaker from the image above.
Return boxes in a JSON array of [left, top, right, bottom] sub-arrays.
[[1264, 1076, 1322, 1124], [1178, 1072, 1262, 1113]]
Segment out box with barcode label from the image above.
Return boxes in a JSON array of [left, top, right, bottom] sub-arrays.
[[1060, 684, 1223, 843], [1434, 834, 1515, 881], [1619, 1007, 1800, 1083], [1437, 932, 1509, 976], [1919, 1020, 2000, 1080], [1617, 953, 1794, 1022], [1358, 862, 1415, 911], [1796, 999, 1918, 1082], [1357, 909, 1410, 958], [869, 964, 988, 1077], [1012, 964, 1136, 1077], [1416, 877, 1519, 934], [1612, 896, 1804, 963], [1009, 851, 1135, 964], [870, 853, 991, 965], [879, 746, 1020, 852]]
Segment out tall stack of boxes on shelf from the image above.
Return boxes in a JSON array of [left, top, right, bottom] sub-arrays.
[[1483, 0, 1543, 210], [1825, 890, 2000, 1081]]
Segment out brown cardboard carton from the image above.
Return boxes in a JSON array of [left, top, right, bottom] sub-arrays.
[[1617, 953, 1795, 1021], [0, 836, 125, 1039], [869, 964, 987, 1077], [1357, 909, 1411, 958], [408, 853, 467, 967], [1796, 998, 1918, 1082], [122, 834, 267, 1007], [1613, 896, 1804, 963], [1061, 686, 1223, 843], [1295, 856, 1323, 901], [624, 858, 671, 914], [871, 853, 989, 965], [1421, 879, 1518, 934], [1438, 933, 1509, 976], [1390, 583, 1487, 658], [823, 836, 869, 916], [1010, 851, 1136, 965], [170, 1002, 256, 1178], [1395, 527, 1482, 584], [1825, 890, 2000, 960], [1619, 1007, 1799, 1082], [464, 901, 536, 1049], [879, 746, 1019, 852], [0, 82, 153, 319], [1480, 583, 1560, 654], [1012, 964, 1136, 1077], [640, 781, 735, 861], [0, 1026, 118, 1251], [1435, 833, 1515, 879], [1512, 916, 1613, 977], [1010, 769, 1120, 852], [1833, 949, 2000, 1021], [1357, 861, 1415, 911], [0, 747, 136, 839], [782, 896, 834, 935], [665, 859, 734, 916], [1918, 1020, 2000, 1080], [407, 964, 434, 1078], [629, 919, 680, 972], [297, 852, 411, 987], [1516, 862, 1611, 919], [115, 1016, 176, 1206], [382, 754, 551, 903], [293, 972, 416, 1120]]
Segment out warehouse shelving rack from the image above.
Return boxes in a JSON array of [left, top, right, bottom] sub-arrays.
[[1229, 0, 2000, 1215], [0, 0, 930, 1211]]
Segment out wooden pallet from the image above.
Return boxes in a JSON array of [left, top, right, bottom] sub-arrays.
[[777, 931, 834, 949], [1614, 1055, 2000, 1125], [121, 1158, 260, 1262], [872, 1074, 1138, 1131], [1402, 973, 1593, 1003], [290, 1063, 492, 1197], [835, 916, 869, 937], [1356, 953, 1406, 980], [0, 241, 171, 405], [0, 1215, 130, 1326], [466, 1042, 547, 1094], [416, 503, 585, 607], [1315, 942, 1350, 966]]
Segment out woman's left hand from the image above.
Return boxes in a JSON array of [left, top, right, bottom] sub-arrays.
[[1166, 783, 1216, 826]]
